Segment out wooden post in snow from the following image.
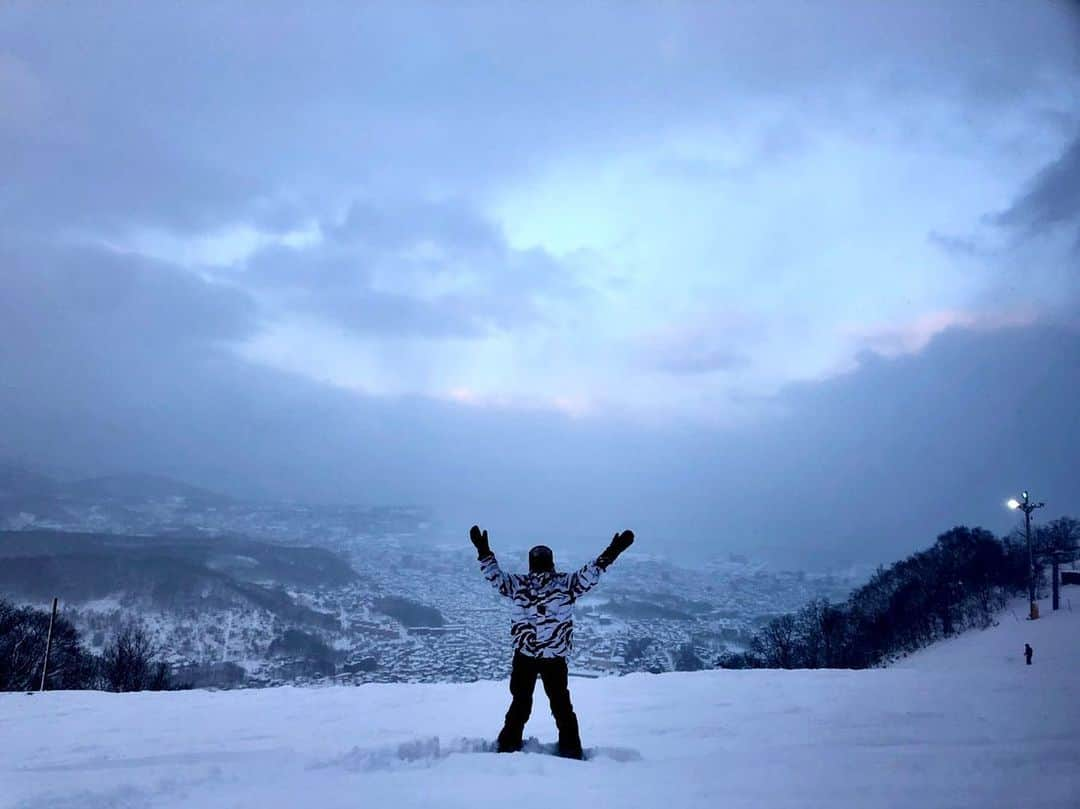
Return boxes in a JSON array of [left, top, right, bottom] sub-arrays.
[[39, 597, 58, 692]]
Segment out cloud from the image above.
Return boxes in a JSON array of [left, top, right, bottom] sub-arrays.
[[926, 230, 998, 260], [635, 321, 756, 376], [754, 322, 1080, 563], [844, 309, 1044, 359], [654, 347, 747, 376], [4, 1, 1075, 243], [241, 198, 588, 340], [1, 233, 1078, 567], [331, 200, 502, 253], [996, 133, 1080, 248], [0, 239, 256, 355]]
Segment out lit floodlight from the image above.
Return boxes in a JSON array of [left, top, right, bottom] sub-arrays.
[[1007, 498, 1021, 510]]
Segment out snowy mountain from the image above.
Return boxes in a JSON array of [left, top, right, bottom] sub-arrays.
[[2, 522, 856, 686], [3, 595, 1077, 808], [0, 463, 428, 544]]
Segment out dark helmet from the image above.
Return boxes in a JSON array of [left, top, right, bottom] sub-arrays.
[[529, 544, 555, 573]]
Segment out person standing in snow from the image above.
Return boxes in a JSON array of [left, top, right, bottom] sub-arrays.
[[470, 524, 635, 759], [1024, 643, 1033, 665]]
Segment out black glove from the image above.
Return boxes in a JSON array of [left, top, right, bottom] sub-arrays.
[[470, 525, 492, 560], [597, 529, 634, 569]]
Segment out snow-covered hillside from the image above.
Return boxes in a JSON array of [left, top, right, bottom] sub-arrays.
[[3, 596, 1078, 809]]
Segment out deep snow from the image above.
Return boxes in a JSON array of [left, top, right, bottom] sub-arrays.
[[2, 596, 1078, 809]]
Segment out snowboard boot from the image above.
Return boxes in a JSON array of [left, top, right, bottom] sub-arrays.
[[496, 728, 524, 753], [557, 739, 584, 760]]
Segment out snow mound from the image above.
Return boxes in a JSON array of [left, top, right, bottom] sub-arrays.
[[2, 596, 1078, 809]]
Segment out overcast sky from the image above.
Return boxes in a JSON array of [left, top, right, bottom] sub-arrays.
[[1, 2, 1078, 567]]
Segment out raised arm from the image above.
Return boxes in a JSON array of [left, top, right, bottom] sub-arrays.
[[471, 524, 517, 598], [569, 529, 635, 598]]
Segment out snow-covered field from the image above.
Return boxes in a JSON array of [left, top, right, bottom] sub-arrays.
[[3, 597, 1078, 809]]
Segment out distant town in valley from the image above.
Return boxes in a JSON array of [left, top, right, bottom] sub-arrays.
[[0, 466, 859, 688]]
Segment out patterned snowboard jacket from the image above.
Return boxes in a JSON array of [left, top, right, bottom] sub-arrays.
[[480, 554, 606, 658]]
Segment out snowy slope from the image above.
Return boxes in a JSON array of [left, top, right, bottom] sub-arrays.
[[2, 596, 1078, 809]]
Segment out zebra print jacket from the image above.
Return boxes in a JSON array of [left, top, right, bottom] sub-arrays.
[[480, 554, 606, 659]]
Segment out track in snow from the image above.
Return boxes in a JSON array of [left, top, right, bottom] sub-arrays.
[[311, 735, 642, 772]]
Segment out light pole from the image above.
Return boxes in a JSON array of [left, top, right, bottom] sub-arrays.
[[1007, 490, 1045, 620]]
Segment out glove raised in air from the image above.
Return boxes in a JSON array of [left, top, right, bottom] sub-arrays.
[[597, 529, 634, 570], [469, 525, 492, 560]]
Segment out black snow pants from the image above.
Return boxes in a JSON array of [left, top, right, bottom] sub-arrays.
[[497, 651, 582, 758]]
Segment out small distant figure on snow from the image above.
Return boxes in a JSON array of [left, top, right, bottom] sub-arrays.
[[1024, 643, 1033, 665]]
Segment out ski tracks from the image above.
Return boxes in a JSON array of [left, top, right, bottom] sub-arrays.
[[309, 736, 642, 773]]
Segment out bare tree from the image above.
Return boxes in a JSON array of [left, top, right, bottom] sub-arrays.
[[1038, 517, 1080, 558], [0, 599, 95, 692], [101, 624, 171, 692], [753, 613, 800, 669], [794, 598, 849, 668]]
